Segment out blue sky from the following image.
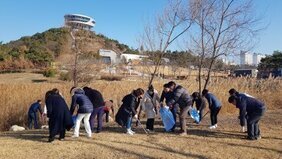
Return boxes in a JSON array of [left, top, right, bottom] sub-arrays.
[[0, 0, 281, 55]]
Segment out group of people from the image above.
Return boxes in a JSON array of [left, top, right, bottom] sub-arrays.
[[27, 81, 266, 142]]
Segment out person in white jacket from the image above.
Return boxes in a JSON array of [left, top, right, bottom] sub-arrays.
[[141, 85, 160, 132]]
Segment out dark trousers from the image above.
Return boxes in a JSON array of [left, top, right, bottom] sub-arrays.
[[198, 107, 205, 122], [146, 118, 155, 131], [28, 113, 38, 129], [105, 110, 110, 123], [247, 110, 265, 138], [179, 106, 190, 132], [169, 106, 178, 131], [49, 128, 66, 141], [90, 106, 104, 131], [210, 107, 221, 125]]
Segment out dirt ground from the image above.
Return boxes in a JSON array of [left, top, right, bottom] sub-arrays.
[[0, 109, 281, 159]]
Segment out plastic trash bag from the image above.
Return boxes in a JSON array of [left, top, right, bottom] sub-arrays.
[[159, 106, 176, 131]]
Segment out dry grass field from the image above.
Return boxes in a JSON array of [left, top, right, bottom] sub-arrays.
[[0, 109, 281, 159], [0, 73, 281, 158]]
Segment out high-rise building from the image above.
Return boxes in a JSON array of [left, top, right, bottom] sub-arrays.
[[240, 51, 266, 66], [253, 53, 266, 66], [240, 51, 253, 66]]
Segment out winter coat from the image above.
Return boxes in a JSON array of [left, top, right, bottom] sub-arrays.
[[192, 97, 206, 111], [236, 94, 266, 126], [141, 90, 160, 119], [167, 85, 192, 108], [46, 94, 74, 133], [160, 91, 174, 105], [115, 93, 139, 127], [70, 89, 93, 114], [83, 87, 105, 109], [204, 93, 221, 109]]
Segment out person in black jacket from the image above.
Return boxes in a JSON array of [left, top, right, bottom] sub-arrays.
[[160, 83, 176, 131], [166, 81, 192, 136], [46, 89, 73, 142], [115, 88, 144, 135], [70, 87, 93, 138], [191, 92, 206, 123], [228, 95, 266, 140], [83, 87, 105, 133]]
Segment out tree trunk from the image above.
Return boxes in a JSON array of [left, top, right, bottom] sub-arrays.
[[203, 58, 216, 90]]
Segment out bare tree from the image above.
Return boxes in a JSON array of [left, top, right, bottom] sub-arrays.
[[140, 0, 193, 86], [189, 0, 262, 92], [69, 29, 102, 87]]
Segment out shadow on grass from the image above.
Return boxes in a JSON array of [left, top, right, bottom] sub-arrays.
[[78, 138, 208, 159], [0, 130, 49, 143]]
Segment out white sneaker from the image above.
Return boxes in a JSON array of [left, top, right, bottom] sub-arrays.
[[72, 135, 79, 138], [126, 129, 134, 135], [129, 129, 136, 134], [214, 124, 218, 128], [209, 125, 216, 129]]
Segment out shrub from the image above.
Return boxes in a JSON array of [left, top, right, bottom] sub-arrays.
[[43, 68, 56, 77], [100, 75, 123, 81], [59, 72, 72, 81]]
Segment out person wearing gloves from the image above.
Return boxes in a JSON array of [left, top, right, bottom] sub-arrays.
[[115, 88, 144, 135], [191, 92, 206, 123], [202, 89, 222, 129], [166, 81, 192, 136], [228, 88, 254, 132], [140, 85, 160, 132], [228, 95, 266, 140], [70, 87, 94, 138]]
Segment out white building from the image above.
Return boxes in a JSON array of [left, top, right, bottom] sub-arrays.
[[240, 51, 253, 66], [253, 53, 266, 66], [64, 14, 95, 30], [120, 54, 148, 63], [99, 49, 118, 64]]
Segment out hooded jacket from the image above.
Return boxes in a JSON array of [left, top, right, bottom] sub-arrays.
[[141, 89, 160, 119], [70, 89, 93, 114]]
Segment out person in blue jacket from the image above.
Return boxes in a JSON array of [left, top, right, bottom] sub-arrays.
[[228, 95, 266, 140], [202, 89, 221, 129], [228, 88, 255, 132], [70, 87, 94, 138], [28, 100, 43, 129]]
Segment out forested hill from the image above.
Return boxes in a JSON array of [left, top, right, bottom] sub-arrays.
[[0, 27, 137, 70]]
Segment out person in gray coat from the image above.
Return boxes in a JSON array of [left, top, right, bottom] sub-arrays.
[[166, 81, 192, 136]]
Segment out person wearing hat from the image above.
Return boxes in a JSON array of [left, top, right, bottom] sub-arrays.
[[140, 85, 160, 132]]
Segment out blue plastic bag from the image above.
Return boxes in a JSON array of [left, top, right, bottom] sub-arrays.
[[188, 107, 200, 123], [159, 106, 176, 131]]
